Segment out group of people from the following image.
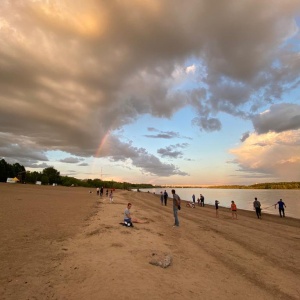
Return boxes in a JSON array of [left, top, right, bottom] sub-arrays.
[[188, 195, 287, 220], [96, 187, 104, 197], [214, 200, 237, 219], [197, 194, 205, 206], [189, 194, 205, 207], [125, 189, 181, 227], [123, 190, 288, 228], [160, 190, 169, 206], [252, 197, 287, 219], [96, 187, 114, 203], [214, 198, 287, 220]]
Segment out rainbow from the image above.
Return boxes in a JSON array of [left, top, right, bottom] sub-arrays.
[[95, 132, 110, 157]]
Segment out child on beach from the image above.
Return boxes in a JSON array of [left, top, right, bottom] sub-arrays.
[[186, 202, 195, 208], [109, 190, 113, 203], [231, 201, 237, 219]]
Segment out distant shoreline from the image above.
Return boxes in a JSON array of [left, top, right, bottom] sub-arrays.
[[150, 183, 300, 190]]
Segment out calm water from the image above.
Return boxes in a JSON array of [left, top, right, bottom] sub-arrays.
[[137, 188, 300, 219]]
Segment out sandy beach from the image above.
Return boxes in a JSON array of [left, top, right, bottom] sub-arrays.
[[0, 183, 299, 300]]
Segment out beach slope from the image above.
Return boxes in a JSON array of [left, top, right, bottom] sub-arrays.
[[0, 184, 299, 300]]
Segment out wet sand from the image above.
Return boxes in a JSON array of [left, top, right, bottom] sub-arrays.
[[0, 183, 299, 300]]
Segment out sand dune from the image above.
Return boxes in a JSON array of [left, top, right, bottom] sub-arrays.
[[0, 184, 299, 300]]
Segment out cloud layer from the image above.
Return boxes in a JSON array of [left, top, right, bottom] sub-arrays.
[[0, 0, 299, 180], [230, 131, 300, 181], [253, 103, 300, 134]]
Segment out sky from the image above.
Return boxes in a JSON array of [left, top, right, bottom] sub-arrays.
[[1, 0, 300, 186]]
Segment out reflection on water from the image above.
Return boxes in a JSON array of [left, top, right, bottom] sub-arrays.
[[138, 188, 300, 219]]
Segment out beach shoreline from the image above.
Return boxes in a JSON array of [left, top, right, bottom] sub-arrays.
[[1, 183, 299, 299]]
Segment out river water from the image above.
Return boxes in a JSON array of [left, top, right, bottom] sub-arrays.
[[137, 188, 300, 219]]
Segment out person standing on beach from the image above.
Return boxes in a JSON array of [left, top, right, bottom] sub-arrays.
[[160, 192, 164, 206], [215, 200, 220, 218], [231, 201, 237, 219], [100, 186, 103, 197], [192, 194, 196, 205], [275, 199, 286, 217], [172, 189, 181, 227], [200, 194, 205, 207], [164, 190, 168, 206], [96, 187, 100, 196], [253, 197, 262, 219]]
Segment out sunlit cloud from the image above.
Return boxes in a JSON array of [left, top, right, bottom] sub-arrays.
[[230, 130, 300, 180]]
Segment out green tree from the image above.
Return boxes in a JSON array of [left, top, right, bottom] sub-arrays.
[[0, 159, 8, 182], [26, 171, 41, 184], [41, 175, 49, 185], [42, 167, 60, 185]]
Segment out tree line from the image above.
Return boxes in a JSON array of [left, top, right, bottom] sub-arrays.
[[1, 159, 299, 189], [0, 159, 154, 189], [208, 182, 300, 189]]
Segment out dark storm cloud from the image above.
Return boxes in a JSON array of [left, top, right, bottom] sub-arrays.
[[253, 103, 300, 134], [0, 0, 299, 177]]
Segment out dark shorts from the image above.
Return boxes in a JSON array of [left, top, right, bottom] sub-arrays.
[[124, 218, 133, 227]]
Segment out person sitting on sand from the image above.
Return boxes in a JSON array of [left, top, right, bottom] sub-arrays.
[[123, 203, 147, 227], [186, 202, 195, 208], [124, 203, 133, 226], [231, 201, 237, 219]]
